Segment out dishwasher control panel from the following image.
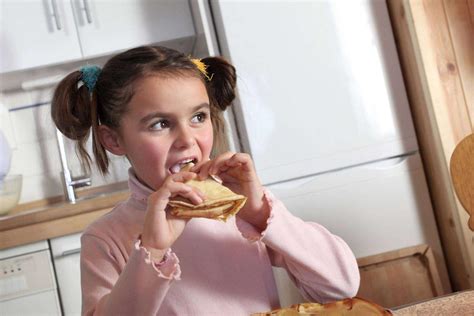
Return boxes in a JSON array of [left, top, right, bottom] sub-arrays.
[[0, 250, 56, 301]]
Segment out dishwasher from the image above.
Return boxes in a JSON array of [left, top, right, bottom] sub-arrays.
[[50, 232, 82, 316], [0, 240, 61, 315]]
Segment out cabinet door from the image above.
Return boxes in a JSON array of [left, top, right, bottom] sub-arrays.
[[71, 0, 195, 58], [50, 233, 82, 316], [0, 0, 82, 73]]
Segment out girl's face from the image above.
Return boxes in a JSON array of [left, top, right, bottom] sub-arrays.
[[117, 75, 213, 190]]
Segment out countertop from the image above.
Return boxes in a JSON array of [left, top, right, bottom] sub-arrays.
[[0, 182, 130, 250], [393, 290, 474, 315]]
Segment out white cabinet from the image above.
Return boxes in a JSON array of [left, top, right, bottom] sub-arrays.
[[50, 233, 82, 316], [72, 0, 195, 58], [0, 0, 195, 73], [1, 0, 82, 73]]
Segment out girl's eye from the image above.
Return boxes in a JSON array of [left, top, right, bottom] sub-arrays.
[[191, 112, 208, 123], [150, 120, 169, 131]]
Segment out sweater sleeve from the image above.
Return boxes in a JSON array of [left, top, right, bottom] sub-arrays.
[[235, 189, 360, 303], [80, 233, 180, 315]]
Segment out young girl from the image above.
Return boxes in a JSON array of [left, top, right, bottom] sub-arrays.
[[51, 45, 360, 315]]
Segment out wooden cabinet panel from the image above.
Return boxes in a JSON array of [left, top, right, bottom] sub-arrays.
[[357, 244, 444, 309], [443, 0, 474, 125], [387, 0, 474, 290]]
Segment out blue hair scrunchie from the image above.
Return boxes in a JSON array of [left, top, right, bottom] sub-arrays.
[[80, 65, 101, 93]]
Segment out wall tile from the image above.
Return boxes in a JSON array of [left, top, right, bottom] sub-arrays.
[[9, 138, 61, 177], [0, 90, 32, 110], [68, 152, 130, 186], [29, 87, 54, 104], [17, 155, 130, 203], [2, 87, 132, 203], [0, 103, 16, 150], [19, 173, 62, 203], [10, 103, 55, 144]]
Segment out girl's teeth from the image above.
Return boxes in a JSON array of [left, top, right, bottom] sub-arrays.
[[170, 159, 196, 174], [170, 164, 181, 174]]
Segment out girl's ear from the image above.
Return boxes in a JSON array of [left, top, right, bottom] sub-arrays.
[[97, 125, 126, 156]]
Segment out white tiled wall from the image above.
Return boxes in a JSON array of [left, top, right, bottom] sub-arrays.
[[0, 87, 130, 203]]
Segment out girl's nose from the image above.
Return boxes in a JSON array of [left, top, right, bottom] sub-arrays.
[[173, 124, 195, 149]]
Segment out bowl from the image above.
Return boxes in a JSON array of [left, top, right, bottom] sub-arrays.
[[0, 174, 22, 215]]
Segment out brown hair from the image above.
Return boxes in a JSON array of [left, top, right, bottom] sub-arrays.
[[51, 46, 236, 175]]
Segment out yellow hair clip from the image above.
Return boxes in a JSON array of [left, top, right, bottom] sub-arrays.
[[190, 58, 214, 81]]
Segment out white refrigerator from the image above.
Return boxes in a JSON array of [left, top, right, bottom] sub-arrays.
[[209, 0, 448, 305]]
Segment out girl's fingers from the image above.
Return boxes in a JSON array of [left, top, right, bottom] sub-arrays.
[[212, 153, 253, 177], [148, 172, 203, 211], [194, 152, 256, 180], [143, 172, 201, 250], [209, 152, 236, 175], [171, 171, 197, 182], [226, 153, 253, 170], [167, 181, 204, 205], [193, 186, 206, 200], [196, 152, 234, 179], [189, 157, 210, 173], [174, 188, 204, 205], [171, 170, 205, 201], [194, 158, 217, 180]]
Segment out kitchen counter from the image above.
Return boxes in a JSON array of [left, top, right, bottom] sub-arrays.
[[393, 290, 474, 315], [0, 182, 130, 250]]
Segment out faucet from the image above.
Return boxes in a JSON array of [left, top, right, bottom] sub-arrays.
[[55, 129, 92, 203]]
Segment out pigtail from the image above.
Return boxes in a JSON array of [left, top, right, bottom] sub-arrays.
[[90, 93, 109, 175], [201, 57, 236, 110], [200, 57, 236, 156], [51, 71, 94, 173]]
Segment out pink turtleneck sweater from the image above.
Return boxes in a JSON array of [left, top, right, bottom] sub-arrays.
[[80, 169, 360, 315]]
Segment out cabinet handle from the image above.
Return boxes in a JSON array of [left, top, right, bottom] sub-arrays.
[[60, 248, 81, 257], [82, 0, 93, 24], [50, 0, 62, 30]]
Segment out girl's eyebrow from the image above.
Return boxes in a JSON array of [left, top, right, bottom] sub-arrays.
[[191, 103, 210, 113], [139, 103, 210, 124]]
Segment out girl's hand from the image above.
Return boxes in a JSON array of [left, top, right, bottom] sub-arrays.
[[141, 171, 204, 261], [192, 152, 270, 230]]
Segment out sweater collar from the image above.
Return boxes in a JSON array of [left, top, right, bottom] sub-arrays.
[[127, 168, 153, 210]]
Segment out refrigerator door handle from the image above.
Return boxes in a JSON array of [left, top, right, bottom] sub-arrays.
[[365, 154, 413, 171]]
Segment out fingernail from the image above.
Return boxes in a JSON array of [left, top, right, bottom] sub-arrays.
[[210, 174, 223, 184]]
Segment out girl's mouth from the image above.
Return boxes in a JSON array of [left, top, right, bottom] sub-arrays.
[[169, 158, 197, 174]]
